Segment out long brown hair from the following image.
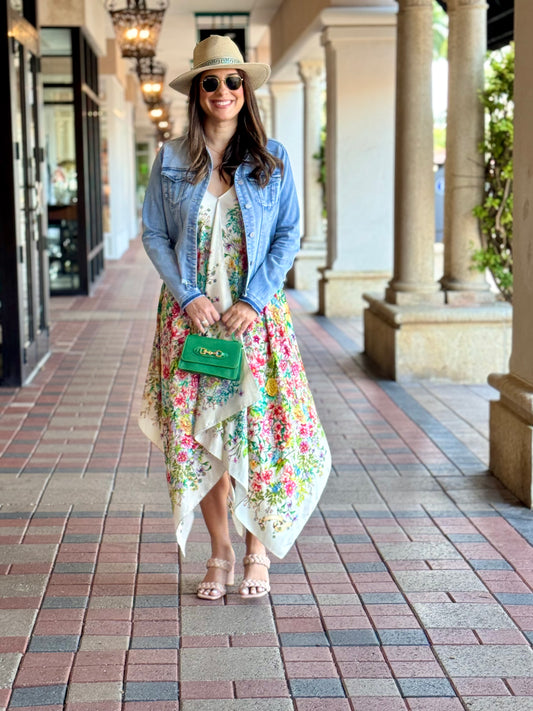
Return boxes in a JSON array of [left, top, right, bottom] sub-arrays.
[[185, 70, 283, 187]]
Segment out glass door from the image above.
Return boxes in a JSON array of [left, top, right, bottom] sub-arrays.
[[0, 6, 49, 386]]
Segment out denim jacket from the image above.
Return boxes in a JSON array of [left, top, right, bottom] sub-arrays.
[[142, 136, 301, 313]]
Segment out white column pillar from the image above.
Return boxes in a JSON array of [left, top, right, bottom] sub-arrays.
[[100, 75, 137, 260], [270, 80, 304, 233], [489, 0, 533, 506], [255, 88, 273, 139], [318, 8, 396, 316], [385, 0, 442, 305], [441, 0, 492, 303], [298, 60, 325, 248], [289, 59, 326, 290]]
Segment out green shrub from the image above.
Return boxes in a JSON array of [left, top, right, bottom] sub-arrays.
[[472, 44, 514, 302]]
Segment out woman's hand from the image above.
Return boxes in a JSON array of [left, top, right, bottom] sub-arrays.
[[185, 296, 221, 333], [221, 301, 257, 337]]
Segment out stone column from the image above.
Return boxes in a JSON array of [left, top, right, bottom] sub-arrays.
[[385, 0, 442, 305], [489, 0, 533, 506], [269, 80, 304, 237], [255, 88, 273, 139], [290, 59, 326, 290], [362, 0, 511, 382], [318, 8, 397, 316], [441, 0, 492, 303]]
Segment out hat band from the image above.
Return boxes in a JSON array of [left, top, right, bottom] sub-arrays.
[[195, 56, 243, 69]]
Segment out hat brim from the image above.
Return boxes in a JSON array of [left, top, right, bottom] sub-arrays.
[[169, 62, 271, 95]]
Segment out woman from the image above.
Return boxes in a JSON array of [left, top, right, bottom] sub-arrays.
[[140, 35, 331, 601]]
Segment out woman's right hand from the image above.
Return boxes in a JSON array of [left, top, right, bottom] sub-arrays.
[[184, 296, 221, 333]]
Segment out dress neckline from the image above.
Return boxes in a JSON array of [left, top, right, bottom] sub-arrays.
[[206, 187, 232, 199]]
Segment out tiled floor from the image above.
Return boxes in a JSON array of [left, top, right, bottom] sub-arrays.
[[1, 237, 533, 711]]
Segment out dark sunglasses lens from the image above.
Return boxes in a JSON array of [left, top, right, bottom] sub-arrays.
[[202, 76, 220, 93], [225, 75, 242, 90]]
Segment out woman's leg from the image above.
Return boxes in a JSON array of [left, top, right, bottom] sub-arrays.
[[199, 472, 235, 593], [241, 529, 270, 596]]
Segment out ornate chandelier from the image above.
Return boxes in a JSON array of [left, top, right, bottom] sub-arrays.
[[105, 0, 168, 59], [136, 57, 167, 106]]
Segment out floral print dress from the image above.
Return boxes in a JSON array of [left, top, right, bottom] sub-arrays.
[[139, 186, 331, 558]]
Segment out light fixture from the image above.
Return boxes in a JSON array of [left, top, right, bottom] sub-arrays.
[[135, 57, 166, 106], [105, 0, 168, 59], [149, 101, 169, 124]]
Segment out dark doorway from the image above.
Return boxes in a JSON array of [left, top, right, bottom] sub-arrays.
[[0, 1, 50, 386]]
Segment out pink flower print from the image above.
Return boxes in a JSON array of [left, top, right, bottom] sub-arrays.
[[284, 479, 296, 497], [273, 421, 284, 442], [261, 470, 272, 484], [251, 479, 262, 492], [162, 364, 170, 379], [300, 440, 309, 453], [181, 433, 196, 449], [177, 450, 188, 463], [284, 464, 294, 478], [174, 391, 187, 408]]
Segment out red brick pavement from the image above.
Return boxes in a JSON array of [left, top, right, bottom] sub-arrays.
[[1, 237, 533, 710]]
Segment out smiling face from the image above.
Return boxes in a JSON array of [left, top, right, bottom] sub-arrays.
[[198, 68, 245, 128]]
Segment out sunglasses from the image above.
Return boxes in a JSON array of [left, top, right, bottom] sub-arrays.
[[201, 74, 243, 93]]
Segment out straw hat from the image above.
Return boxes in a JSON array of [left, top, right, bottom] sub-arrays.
[[169, 35, 271, 95]]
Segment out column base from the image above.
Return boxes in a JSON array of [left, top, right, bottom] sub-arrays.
[[363, 294, 512, 382], [385, 285, 445, 306], [445, 290, 497, 305], [286, 247, 326, 291], [442, 278, 496, 306], [318, 269, 390, 316], [488, 373, 533, 508]]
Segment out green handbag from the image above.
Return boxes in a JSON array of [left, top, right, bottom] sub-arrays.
[[178, 334, 243, 381]]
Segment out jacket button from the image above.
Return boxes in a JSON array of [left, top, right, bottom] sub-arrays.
[[249, 232, 255, 237], [245, 203, 251, 209]]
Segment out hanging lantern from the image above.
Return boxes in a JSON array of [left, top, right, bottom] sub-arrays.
[[105, 0, 168, 59], [148, 101, 169, 124], [136, 57, 166, 106]]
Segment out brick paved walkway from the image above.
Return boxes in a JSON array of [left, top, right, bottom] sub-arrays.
[[1, 237, 533, 711]]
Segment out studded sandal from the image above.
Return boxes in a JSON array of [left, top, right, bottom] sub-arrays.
[[239, 553, 271, 599], [196, 557, 235, 600]]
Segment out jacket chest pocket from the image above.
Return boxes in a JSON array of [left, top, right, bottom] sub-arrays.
[[254, 174, 281, 208], [162, 168, 191, 205]]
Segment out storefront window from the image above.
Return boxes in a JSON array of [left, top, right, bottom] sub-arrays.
[[41, 29, 79, 292]]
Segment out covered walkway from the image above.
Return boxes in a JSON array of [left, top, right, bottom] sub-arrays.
[[0, 237, 532, 711]]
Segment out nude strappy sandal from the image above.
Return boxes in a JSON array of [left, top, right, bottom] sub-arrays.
[[239, 553, 271, 599], [196, 557, 235, 600]]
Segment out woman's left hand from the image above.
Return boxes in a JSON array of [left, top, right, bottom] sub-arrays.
[[221, 301, 257, 337]]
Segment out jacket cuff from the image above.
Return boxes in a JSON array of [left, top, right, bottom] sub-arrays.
[[181, 290, 203, 309], [239, 295, 262, 314]]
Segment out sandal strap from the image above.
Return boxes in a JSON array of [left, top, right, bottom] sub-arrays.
[[243, 554, 270, 569], [206, 557, 233, 571], [240, 578, 271, 592], [197, 581, 226, 593]]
